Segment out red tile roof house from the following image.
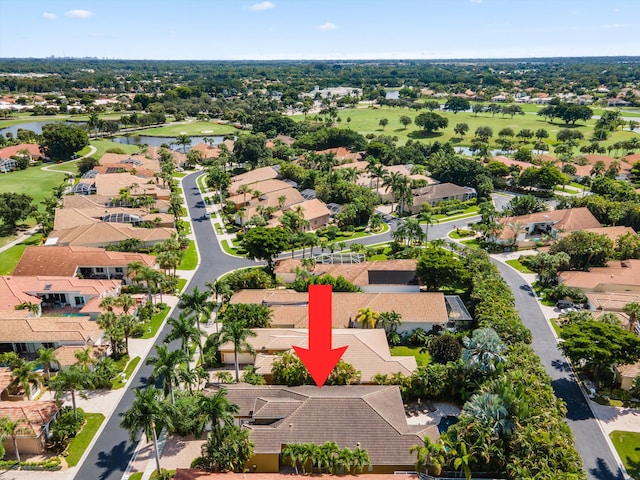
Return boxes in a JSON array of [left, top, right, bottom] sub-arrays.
[[494, 207, 601, 248], [203, 384, 437, 473], [218, 328, 417, 383], [230, 290, 449, 334], [175, 473, 420, 480], [0, 143, 45, 162], [407, 183, 477, 215], [13, 246, 156, 283], [0, 400, 59, 455]]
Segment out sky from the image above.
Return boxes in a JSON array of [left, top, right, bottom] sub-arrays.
[[1, 0, 639, 60]]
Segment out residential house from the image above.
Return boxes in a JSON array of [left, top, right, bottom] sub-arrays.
[[0, 143, 45, 163], [287, 199, 331, 231], [615, 362, 640, 391], [93, 172, 170, 200], [62, 194, 171, 214], [558, 226, 636, 244], [47, 222, 176, 248], [53, 207, 174, 231], [316, 147, 364, 164], [52, 345, 109, 369], [218, 328, 417, 383], [12, 246, 155, 281], [240, 187, 304, 225], [408, 183, 477, 215], [174, 472, 420, 480], [229, 166, 279, 193], [571, 154, 632, 179], [206, 384, 437, 473], [558, 260, 640, 294], [228, 179, 293, 209], [0, 275, 121, 314], [0, 400, 59, 455], [230, 290, 449, 333], [495, 207, 601, 247]]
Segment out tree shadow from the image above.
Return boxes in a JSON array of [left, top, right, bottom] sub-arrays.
[[407, 131, 444, 140], [450, 138, 463, 144], [550, 377, 593, 421], [95, 440, 136, 480], [588, 456, 626, 480], [551, 358, 573, 373]]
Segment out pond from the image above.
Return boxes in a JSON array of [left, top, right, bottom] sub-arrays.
[[0, 120, 83, 136], [111, 134, 227, 150]]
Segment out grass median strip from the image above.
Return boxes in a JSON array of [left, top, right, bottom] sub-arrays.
[[65, 412, 105, 467]]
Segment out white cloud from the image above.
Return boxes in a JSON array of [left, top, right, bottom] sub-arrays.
[[65, 9, 94, 19], [42, 12, 57, 20], [318, 22, 337, 31], [249, 1, 275, 11]]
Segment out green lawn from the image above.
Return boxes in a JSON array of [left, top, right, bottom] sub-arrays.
[[197, 173, 208, 192], [391, 346, 431, 366], [139, 121, 239, 137], [87, 139, 140, 160], [112, 356, 141, 389], [221, 239, 246, 257], [460, 238, 482, 249], [610, 431, 640, 479], [0, 233, 43, 274], [142, 305, 171, 339], [128, 474, 143, 480], [176, 278, 187, 293], [178, 240, 198, 270], [293, 104, 632, 152], [65, 412, 105, 467], [506, 258, 534, 274]]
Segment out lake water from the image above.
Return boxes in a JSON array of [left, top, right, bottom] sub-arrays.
[[112, 134, 226, 150], [0, 120, 81, 136]]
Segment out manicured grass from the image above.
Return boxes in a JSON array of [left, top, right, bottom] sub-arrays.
[[112, 356, 141, 389], [460, 238, 482, 249], [448, 229, 476, 240], [506, 258, 534, 274], [293, 104, 634, 153], [221, 239, 246, 257], [139, 121, 239, 137], [178, 240, 198, 270], [0, 233, 43, 274], [197, 173, 209, 192], [173, 172, 187, 178], [178, 219, 192, 235], [0, 165, 66, 221], [65, 412, 105, 467], [176, 278, 187, 293], [128, 474, 143, 480], [89, 139, 140, 160], [142, 305, 171, 339], [610, 431, 640, 479], [391, 346, 431, 366], [549, 318, 562, 337]]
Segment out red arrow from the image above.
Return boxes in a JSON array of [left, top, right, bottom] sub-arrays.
[[293, 284, 348, 388]]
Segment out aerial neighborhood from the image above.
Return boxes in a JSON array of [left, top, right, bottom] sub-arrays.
[[0, 54, 640, 480]]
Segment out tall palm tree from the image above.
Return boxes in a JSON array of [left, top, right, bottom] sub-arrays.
[[237, 184, 252, 207], [37, 347, 58, 382], [121, 387, 173, 476], [49, 365, 95, 419], [366, 162, 386, 194], [164, 312, 201, 360], [0, 418, 21, 463], [178, 286, 214, 364], [117, 293, 136, 314], [196, 389, 239, 439], [174, 134, 191, 154], [119, 313, 139, 356], [9, 361, 42, 400], [410, 437, 446, 476], [97, 311, 124, 359], [623, 302, 640, 334], [382, 171, 410, 214], [146, 345, 189, 404], [217, 319, 257, 382]]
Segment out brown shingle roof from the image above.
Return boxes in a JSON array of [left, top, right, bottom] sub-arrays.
[[498, 207, 601, 240], [230, 167, 279, 188], [229, 179, 291, 197], [219, 329, 417, 382], [0, 316, 101, 344], [214, 385, 436, 466], [412, 182, 474, 201], [230, 290, 448, 327], [53, 345, 109, 367], [49, 222, 176, 247], [287, 199, 330, 222]]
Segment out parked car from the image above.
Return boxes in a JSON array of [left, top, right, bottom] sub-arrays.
[[556, 300, 575, 309]]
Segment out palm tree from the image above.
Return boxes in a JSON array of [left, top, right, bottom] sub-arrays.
[[420, 212, 434, 242], [462, 328, 507, 374], [74, 347, 95, 370], [217, 319, 257, 382], [411, 437, 446, 476], [119, 313, 139, 356], [282, 443, 302, 474], [341, 167, 360, 184], [350, 446, 370, 474], [97, 311, 124, 359], [117, 293, 136, 314], [623, 302, 640, 334], [449, 441, 476, 480], [164, 312, 201, 360], [196, 389, 239, 440], [99, 296, 117, 312], [37, 347, 58, 382], [9, 361, 42, 400], [49, 365, 95, 419], [178, 286, 214, 364], [366, 162, 386, 194], [121, 387, 173, 476], [355, 307, 379, 329], [175, 134, 191, 154], [383, 172, 412, 215], [237, 184, 252, 207], [462, 392, 513, 438], [0, 418, 21, 463], [146, 345, 189, 404]]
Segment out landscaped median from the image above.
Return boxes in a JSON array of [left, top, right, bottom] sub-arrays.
[[65, 412, 105, 467], [610, 431, 640, 479]]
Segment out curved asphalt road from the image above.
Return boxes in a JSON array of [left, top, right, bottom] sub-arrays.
[[494, 261, 626, 480], [76, 171, 254, 480]]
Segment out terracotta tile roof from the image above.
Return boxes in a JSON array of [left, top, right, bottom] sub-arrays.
[[0, 401, 59, 438], [53, 345, 109, 367], [333, 160, 370, 171], [573, 154, 632, 177], [0, 316, 101, 343], [210, 385, 437, 466], [230, 167, 279, 187], [0, 367, 13, 393], [220, 328, 417, 382], [99, 153, 161, 172], [585, 291, 640, 311], [616, 361, 640, 379], [243, 188, 305, 220], [0, 275, 121, 311], [49, 222, 176, 247], [62, 194, 171, 213], [559, 226, 635, 243], [53, 207, 174, 231], [622, 153, 640, 164], [0, 143, 44, 159], [230, 178, 290, 197], [498, 207, 601, 240], [286, 199, 330, 222], [491, 155, 534, 170], [230, 290, 448, 327], [316, 147, 363, 161], [13, 246, 155, 277], [412, 183, 474, 201], [275, 259, 417, 286], [93, 173, 168, 198], [559, 260, 640, 290], [190, 143, 224, 159]]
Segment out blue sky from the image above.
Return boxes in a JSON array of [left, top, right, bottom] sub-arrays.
[[1, 0, 639, 60]]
